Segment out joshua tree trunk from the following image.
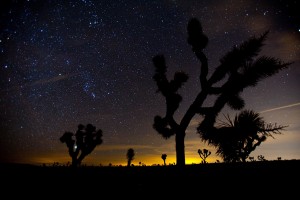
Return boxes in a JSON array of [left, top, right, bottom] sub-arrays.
[[175, 130, 186, 166], [71, 157, 77, 167]]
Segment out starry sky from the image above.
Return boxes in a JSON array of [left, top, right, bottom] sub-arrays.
[[0, 0, 299, 166]]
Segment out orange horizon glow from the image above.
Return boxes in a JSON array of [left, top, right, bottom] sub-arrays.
[[15, 151, 221, 167]]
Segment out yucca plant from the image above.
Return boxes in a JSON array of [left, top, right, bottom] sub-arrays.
[[212, 110, 287, 162]]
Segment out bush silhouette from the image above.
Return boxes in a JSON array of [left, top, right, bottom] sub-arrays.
[[197, 148, 211, 164], [59, 123, 103, 167], [152, 17, 290, 166], [213, 110, 287, 162]]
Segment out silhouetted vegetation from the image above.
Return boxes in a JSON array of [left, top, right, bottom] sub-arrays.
[[257, 155, 267, 161], [59, 123, 103, 167], [197, 148, 211, 163], [126, 148, 135, 166], [213, 110, 287, 162], [161, 153, 167, 165], [277, 157, 282, 161], [152, 18, 290, 166]]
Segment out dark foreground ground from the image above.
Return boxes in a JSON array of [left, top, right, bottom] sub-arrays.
[[1, 160, 299, 198]]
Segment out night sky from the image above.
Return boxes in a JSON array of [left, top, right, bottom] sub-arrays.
[[0, 0, 299, 166]]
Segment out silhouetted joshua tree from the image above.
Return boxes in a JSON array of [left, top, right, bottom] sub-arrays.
[[257, 155, 266, 161], [59, 123, 103, 167], [152, 17, 291, 166], [197, 148, 211, 164], [277, 157, 282, 161], [126, 148, 135, 167], [213, 110, 286, 162], [161, 154, 167, 165]]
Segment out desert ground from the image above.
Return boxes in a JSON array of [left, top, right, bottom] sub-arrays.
[[1, 160, 299, 198]]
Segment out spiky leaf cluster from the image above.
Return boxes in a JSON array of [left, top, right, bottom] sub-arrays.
[[208, 110, 287, 162], [187, 17, 208, 51], [197, 31, 290, 140]]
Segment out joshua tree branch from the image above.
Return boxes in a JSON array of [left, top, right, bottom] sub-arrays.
[[194, 51, 208, 90]]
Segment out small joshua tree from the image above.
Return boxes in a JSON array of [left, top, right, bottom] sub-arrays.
[[197, 148, 211, 164], [127, 148, 135, 167], [59, 123, 103, 167], [257, 155, 266, 161], [277, 157, 282, 161], [161, 154, 167, 165]]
